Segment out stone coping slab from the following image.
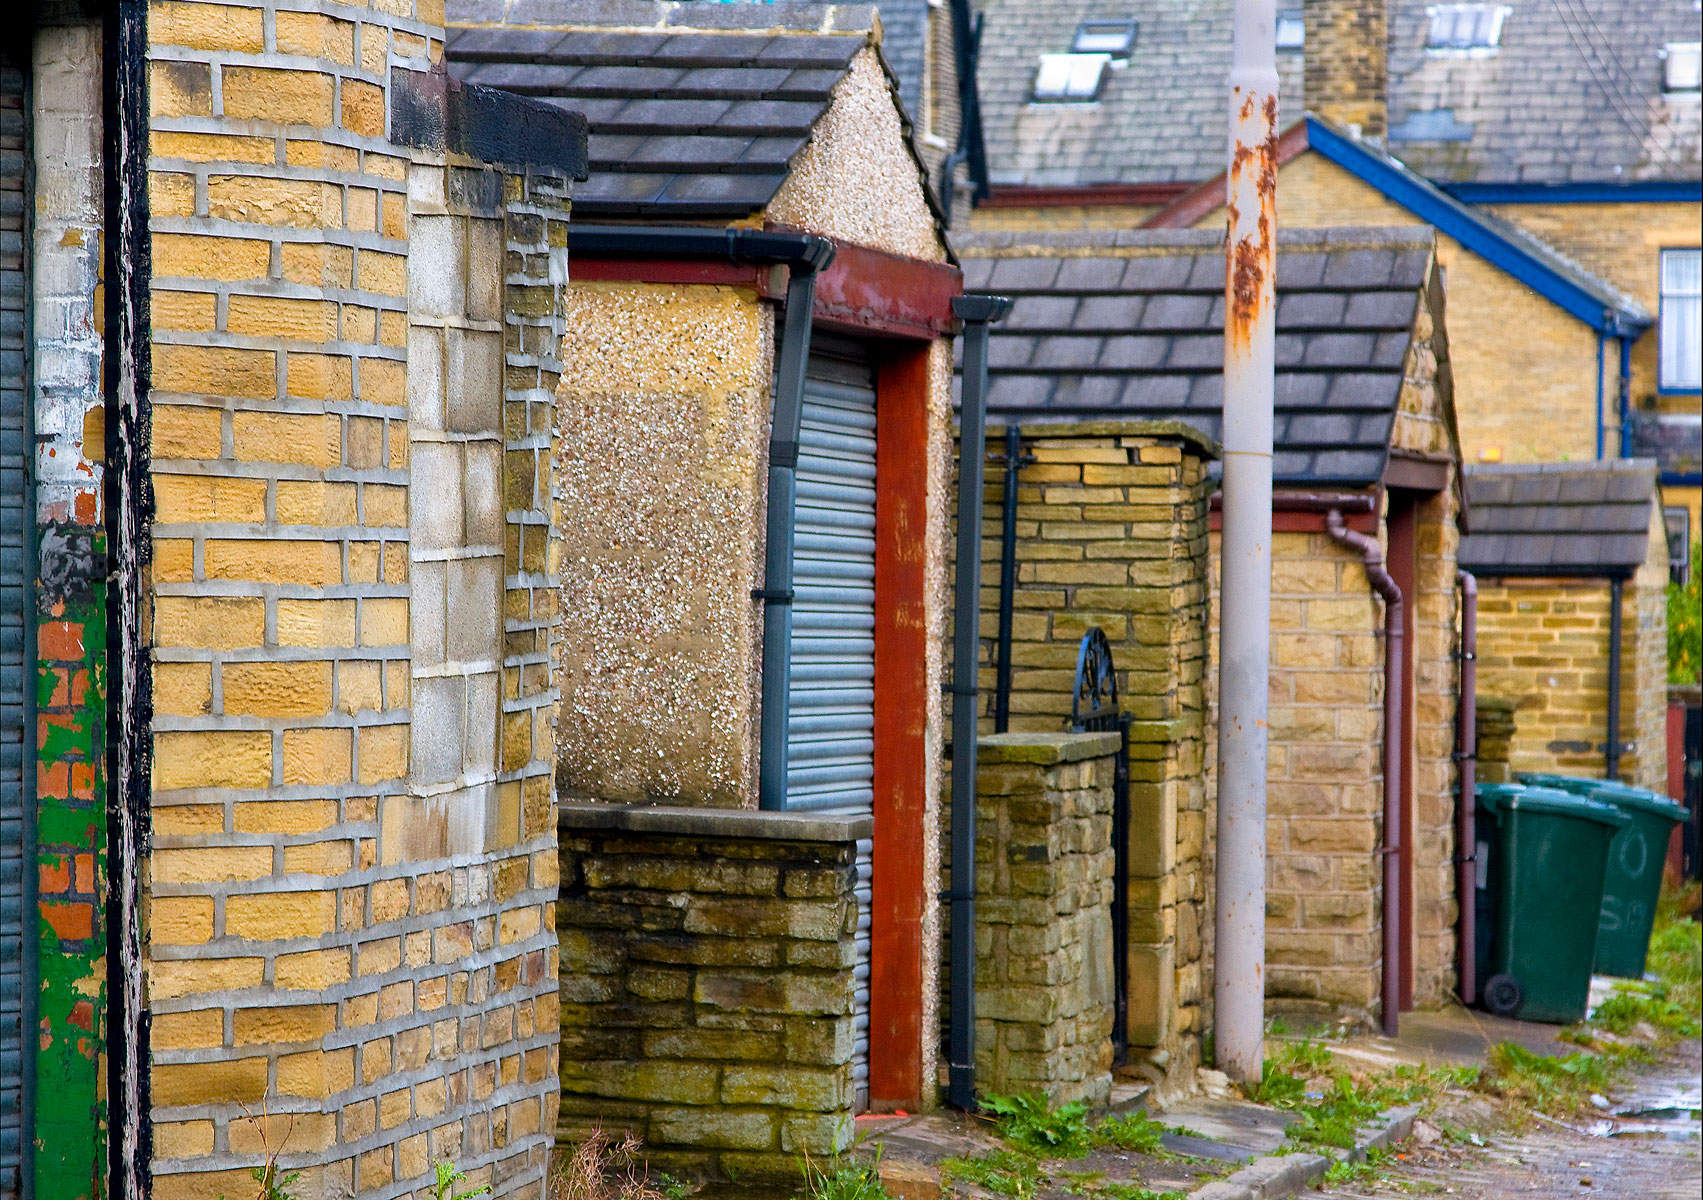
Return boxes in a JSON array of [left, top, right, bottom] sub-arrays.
[[979, 730, 1123, 766], [557, 800, 873, 842]]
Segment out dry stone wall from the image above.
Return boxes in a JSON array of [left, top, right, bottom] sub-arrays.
[[555, 805, 866, 1188], [973, 733, 1120, 1107]]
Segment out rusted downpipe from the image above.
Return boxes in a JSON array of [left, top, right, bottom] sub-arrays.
[[1327, 508, 1404, 1038], [1455, 570, 1478, 1005]]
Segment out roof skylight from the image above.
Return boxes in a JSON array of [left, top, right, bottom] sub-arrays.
[[1032, 52, 1111, 102], [1664, 42, 1702, 93], [1072, 20, 1138, 57], [1276, 10, 1305, 50], [1425, 4, 1508, 52]]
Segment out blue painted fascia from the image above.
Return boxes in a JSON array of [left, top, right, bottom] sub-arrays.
[[1661, 473, 1703, 487], [1305, 117, 1654, 337], [1440, 180, 1703, 205]]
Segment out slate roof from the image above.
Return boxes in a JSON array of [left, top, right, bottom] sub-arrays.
[[1458, 460, 1660, 576], [975, 0, 1701, 187], [957, 226, 1435, 486], [444, 2, 880, 217]]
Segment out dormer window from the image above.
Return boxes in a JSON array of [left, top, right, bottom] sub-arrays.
[[1663, 42, 1702, 94], [1072, 20, 1137, 58], [1276, 10, 1305, 50], [1425, 4, 1508, 52], [1033, 52, 1112, 102]]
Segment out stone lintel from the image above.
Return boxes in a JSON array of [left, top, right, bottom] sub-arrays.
[[978, 731, 1122, 766], [558, 801, 873, 843]]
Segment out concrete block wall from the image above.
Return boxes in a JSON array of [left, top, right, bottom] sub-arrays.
[[144, 3, 565, 1196], [555, 806, 865, 1188], [961, 421, 1214, 1082], [973, 733, 1120, 1107]]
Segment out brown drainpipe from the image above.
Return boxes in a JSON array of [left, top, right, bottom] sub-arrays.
[[1327, 508, 1404, 1038], [1455, 570, 1477, 1006]]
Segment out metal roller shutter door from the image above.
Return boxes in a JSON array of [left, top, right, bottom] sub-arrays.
[[788, 337, 876, 1113], [0, 53, 29, 1200]]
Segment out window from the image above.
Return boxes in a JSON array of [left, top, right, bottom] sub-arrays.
[[1664, 42, 1702, 94], [1660, 247, 1702, 392], [1072, 19, 1137, 58], [1426, 4, 1508, 52], [1276, 10, 1305, 50], [1666, 507, 1693, 586], [1032, 52, 1112, 102]]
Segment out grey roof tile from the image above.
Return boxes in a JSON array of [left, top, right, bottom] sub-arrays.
[[445, 6, 866, 217], [1458, 460, 1660, 575], [964, 227, 1433, 485]]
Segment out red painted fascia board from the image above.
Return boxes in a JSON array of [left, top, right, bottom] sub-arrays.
[[1142, 119, 1313, 229], [573, 235, 963, 340], [980, 182, 1192, 209]]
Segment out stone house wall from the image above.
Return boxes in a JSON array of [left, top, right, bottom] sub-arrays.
[[953, 421, 1215, 1086], [973, 733, 1120, 1107], [143, 3, 568, 1197], [1472, 508, 1671, 794]]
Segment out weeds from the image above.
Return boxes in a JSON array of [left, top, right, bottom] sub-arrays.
[[1321, 1147, 1392, 1187], [550, 1128, 689, 1200], [1091, 1110, 1194, 1156], [982, 1092, 1096, 1159], [939, 1148, 1043, 1198], [1479, 1042, 1615, 1113], [430, 1163, 492, 1200], [793, 1148, 892, 1200], [1066, 1181, 1186, 1200]]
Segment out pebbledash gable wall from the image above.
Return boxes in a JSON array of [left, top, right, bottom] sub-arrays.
[[144, 3, 573, 1197]]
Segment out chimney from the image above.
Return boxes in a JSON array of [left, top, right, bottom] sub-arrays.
[[1302, 0, 1388, 139]]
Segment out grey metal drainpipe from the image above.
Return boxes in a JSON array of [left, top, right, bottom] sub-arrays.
[[948, 293, 1012, 1112], [1455, 570, 1478, 1005], [564, 226, 836, 811], [1607, 576, 1625, 781], [1327, 507, 1405, 1038]]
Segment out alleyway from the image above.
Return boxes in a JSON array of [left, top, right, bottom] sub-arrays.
[[1302, 1040, 1701, 1199]]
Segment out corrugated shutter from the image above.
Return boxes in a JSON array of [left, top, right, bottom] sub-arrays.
[[788, 337, 876, 1112], [0, 53, 29, 1200]]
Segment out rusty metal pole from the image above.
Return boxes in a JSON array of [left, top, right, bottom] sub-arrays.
[[1215, 0, 1278, 1085]]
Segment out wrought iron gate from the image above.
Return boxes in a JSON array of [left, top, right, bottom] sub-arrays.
[[1070, 628, 1130, 1062]]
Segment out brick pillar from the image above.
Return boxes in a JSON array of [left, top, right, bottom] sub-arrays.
[[974, 732, 1119, 1107], [1302, 0, 1388, 138]]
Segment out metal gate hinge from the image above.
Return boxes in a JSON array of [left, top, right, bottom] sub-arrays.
[[751, 588, 794, 604]]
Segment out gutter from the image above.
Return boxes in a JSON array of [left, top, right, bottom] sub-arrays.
[[566, 226, 837, 811], [1327, 508, 1405, 1038], [1455, 571, 1478, 1005], [947, 293, 1013, 1111]]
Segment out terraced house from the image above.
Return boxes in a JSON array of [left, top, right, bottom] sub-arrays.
[[5, 2, 583, 1196]]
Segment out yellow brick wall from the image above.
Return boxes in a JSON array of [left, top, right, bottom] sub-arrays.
[[145, 3, 561, 1196], [962, 423, 1215, 1086], [965, 203, 1164, 233], [1474, 529, 1669, 793], [1483, 200, 1702, 419]]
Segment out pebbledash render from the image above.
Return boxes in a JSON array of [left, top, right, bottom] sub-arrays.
[[10, 0, 585, 1196]]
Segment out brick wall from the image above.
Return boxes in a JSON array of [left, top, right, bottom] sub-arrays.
[[1301, 0, 1387, 138], [556, 806, 866, 1188], [29, 17, 110, 1195], [973, 733, 1119, 1107], [960, 421, 1214, 1084], [144, 3, 565, 1196]]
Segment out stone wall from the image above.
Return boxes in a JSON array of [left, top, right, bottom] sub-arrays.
[[144, 4, 568, 1196], [974, 733, 1119, 1107], [960, 421, 1214, 1084], [556, 805, 867, 1187], [1473, 560, 1669, 793]]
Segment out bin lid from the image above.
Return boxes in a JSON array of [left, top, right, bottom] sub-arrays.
[[1478, 782, 1631, 827], [1515, 773, 1689, 821]]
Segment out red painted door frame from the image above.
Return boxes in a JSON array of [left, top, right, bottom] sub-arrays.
[[869, 343, 931, 1110], [1386, 492, 1419, 1012]]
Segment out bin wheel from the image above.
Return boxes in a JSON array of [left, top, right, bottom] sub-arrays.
[[1482, 973, 1524, 1017]]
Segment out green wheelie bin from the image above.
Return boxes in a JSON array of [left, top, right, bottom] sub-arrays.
[[1474, 783, 1629, 1023], [1517, 773, 1690, 977]]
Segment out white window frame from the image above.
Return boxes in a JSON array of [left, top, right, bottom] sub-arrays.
[[1663, 42, 1702, 95], [1031, 52, 1112, 103], [1276, 9, 1305, 50], [1659, 247, 1702, 393], [1071, 19, 1137, 58], [1425, 4, 1508, 54]]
